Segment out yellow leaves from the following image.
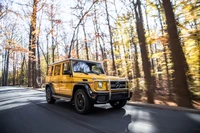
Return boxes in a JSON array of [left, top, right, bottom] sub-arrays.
[[12, 47, 29, 53], [115, 22, 122, 28], [32, 30, 37, 35], [185, 41, 197, 55], [147, 2, 157, 10], [152, 51, 163, 58], [180, 28, 199, 41], [114, 50, 120, 55], [3, 38, 29, 53], [183, 4, 193, 13], [148, 37, 158, 44], [151, 14, 158, 18]]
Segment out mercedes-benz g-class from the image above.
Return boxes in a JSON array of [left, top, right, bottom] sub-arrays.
[[45, 59, 132, 114]]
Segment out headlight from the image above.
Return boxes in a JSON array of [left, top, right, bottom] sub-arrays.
[[94, 81, 108, 91], [98, 82, 103, 88]]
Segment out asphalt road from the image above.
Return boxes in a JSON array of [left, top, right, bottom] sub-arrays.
[[0, 87, 200, 133]]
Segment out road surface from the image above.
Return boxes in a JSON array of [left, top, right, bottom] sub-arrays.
[[0, 86, 200, 133]]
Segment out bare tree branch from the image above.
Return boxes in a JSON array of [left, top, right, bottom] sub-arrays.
[[68, 0, 98, 58]]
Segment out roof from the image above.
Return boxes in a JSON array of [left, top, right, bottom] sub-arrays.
[[49, 58, 101, 66]]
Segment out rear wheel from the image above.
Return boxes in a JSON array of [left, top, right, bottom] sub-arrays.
[[74, 89, 93, 114], [110, 100, 127, 108], [46, 87, 56, 104]]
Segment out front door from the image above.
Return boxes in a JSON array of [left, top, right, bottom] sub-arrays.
[[59, 61, 72, 96]]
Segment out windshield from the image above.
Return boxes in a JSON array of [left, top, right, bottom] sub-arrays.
[[72, 60, 104, 74]]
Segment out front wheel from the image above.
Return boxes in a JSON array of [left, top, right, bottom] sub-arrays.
[[110, 100, 127, 108], [74, 89, 93, 114]]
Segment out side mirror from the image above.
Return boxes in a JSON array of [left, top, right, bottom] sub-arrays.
[[63, 70, 71, 75]]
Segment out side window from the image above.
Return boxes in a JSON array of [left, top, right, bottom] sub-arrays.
[[63, 62, 70, 75], [47, 66, 53, 76], [54, 64, 61, 76]]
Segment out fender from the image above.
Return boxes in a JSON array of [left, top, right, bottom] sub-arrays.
[[46, 83, 55, 94], [73, 83, 92, 98]]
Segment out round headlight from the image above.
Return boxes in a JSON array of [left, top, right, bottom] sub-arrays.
[[98, 82, 103, 88]]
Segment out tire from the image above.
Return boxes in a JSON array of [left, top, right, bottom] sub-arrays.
[[46, 87, 56, 104], [110, 100, 127, 108], [74, 89, 93, 114]]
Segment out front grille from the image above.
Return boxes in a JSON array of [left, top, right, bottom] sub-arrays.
[[110, 81, 126, 89]]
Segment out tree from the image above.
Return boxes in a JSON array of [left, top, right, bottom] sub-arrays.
[[133, 0, 154, 103], [104, 0, 116, 75], [162, 0, 193, 108], [155, 0, 172, 96], [28, 0, 40, 88], [68, 0, 97, 59]]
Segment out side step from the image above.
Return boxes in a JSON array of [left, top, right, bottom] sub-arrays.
[[52, 95, 71, 101]]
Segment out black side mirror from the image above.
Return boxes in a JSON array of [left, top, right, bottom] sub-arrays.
[[63, 70, 71, 75]]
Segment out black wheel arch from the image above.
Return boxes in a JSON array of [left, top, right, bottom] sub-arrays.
[[45, 83, 55, 94], [72, 83, 92, 101]]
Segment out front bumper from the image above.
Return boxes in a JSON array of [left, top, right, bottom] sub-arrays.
[[91, 91, 132, 103]]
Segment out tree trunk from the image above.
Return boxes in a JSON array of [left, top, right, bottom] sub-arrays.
[[82, 23, 89, 60], [105, 0, 116, 75], [144, 3, 155, 74], [37, 37, 41, 87], [2, 50, 6, 86], [20, 54, 25, 85], [46, 34, 49, 68], [156, 0, 171, 96], [144, 3, 157, 90], [31, 0, 38, 88], [12, 52, 16, 86], [93, 4, 98, 61], [93, 24, 98, 61], [5, 49, 10, 86], [99, 36, 108, 74], [28, 13, 33, 87], [162, 0, 193, 108], [121, 35, 129, 77], [76, 27, 80, 59], [76, 40, 79, 59], [133, 0, 154, 103], [132, 36, 141, 99], [133, 40, 140, 78], [50, 4, 55, 63]]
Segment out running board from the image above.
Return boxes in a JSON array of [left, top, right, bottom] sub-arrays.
[[52, 95, 71, 101]]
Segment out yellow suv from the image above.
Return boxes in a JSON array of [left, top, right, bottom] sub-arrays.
[[45, 59, 132, 114]]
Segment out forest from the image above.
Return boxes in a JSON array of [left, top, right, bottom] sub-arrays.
[[0, 0, 199, 108]]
